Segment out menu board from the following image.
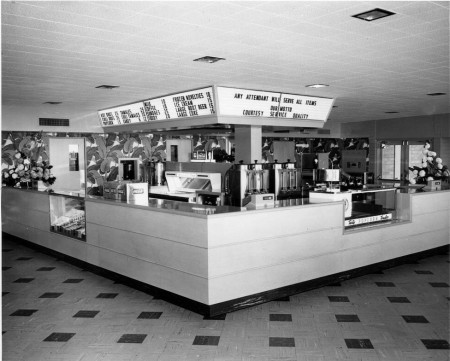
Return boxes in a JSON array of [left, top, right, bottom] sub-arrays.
[[99, 102, 146, 126], [216, 86, 333, 121], [216, 87, 281, 118], [278, 93, 334, 121], [98, 87, 215, 126]]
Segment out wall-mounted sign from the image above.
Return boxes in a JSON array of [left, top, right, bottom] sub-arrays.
[[216, 86, 333, 121], [98, 87, 215, 127]]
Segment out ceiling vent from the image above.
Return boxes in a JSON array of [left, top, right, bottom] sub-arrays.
[[352, 8, 395, 21], [193, 56, 225, 63], [95, 85, 120, 89], [39, 118, 69, 127]]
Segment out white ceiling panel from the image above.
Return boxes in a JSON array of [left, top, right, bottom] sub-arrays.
[[1, 1, 449, 126]]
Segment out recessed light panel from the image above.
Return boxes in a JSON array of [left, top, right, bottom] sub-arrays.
[[95, 85, 120, 89], [193, 56, 225, 63], [305, 84, 329, 88], [352, 8, 395, 22]]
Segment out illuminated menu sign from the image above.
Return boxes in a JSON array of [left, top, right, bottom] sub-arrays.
[[216, 86, 333, 121], [99, 102, 146, 126], [98, 87, 215, 126]]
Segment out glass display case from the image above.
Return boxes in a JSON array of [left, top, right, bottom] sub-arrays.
[[345, 187, 397, 228], [310, 187, 398, 229], [49, 194, 86, 240]]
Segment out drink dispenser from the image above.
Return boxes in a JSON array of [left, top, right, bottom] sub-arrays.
[[268, 159, 303, 200], [247, 160, 267, 195]]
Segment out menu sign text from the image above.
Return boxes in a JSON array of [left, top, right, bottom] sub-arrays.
[[98, 87, 215, 126], [217, 86, 333, 121]]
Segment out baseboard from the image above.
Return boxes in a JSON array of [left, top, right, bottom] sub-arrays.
[[3, 232, 448, 317]]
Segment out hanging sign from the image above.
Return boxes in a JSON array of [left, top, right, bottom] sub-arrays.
[[216, 86, 333, 121], [98, 87, 215, 126], [215, 87, 281, 118]]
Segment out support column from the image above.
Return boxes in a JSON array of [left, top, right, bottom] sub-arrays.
[[234, 125, 262, 164]]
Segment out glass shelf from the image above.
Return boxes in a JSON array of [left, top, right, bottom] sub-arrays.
[[49, 194, 86, 241]]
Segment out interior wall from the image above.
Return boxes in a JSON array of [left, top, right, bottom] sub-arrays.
[[1, 104, 103, 133], [49, 138, 85, 193]]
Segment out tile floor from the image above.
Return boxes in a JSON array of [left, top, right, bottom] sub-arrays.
[[2, 236, 449, 361]]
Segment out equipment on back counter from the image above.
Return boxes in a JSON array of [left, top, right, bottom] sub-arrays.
[[150, 171, 222, 203], [103, 181, 148, 204], [118, 158, 142, 181], [142, 160, 166, 186], [267, 159, 303, 200], [226, 160, 269, 207]]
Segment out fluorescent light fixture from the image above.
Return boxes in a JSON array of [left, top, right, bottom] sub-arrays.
[[193, 56, 225, 63], [95, 85, 120, 89], [352, 8, 395, 21], [305, 84, 329, 88]]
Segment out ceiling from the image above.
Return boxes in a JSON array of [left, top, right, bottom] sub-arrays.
[[1, 1, 449, 131]]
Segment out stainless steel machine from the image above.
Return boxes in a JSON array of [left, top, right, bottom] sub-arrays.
[[226, 161, 270, 207], [267, 159, 303, 200]]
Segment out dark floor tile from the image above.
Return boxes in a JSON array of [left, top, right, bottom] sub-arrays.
[[43, 333, 75, 342], [204, 313, 226, 320], [138, 312, 163, 319], [73, 310, 99, 318], [270, 314, 292, 322], [13, 278, 34, 283], [421, 339, 450, 349], [328, 296, 350, 302], [375, 282, 395, 287], [2, 267, 12, 271], [429, 282, 449, 288], [414, 270, 433, 275], [193, 336, 220, 346], [36, 267, 56, 271], [273, 296, 290, 301], [39, 292, 63, 298], [336, 314, 360, 322], [345, 339, 374, 349], [96, 293, 118, 299], [16, 257, 32, 261], [117, 334, 147, 343], [326, 282, 342, 287], [10, 309, 38, 317], [402, 315, 429, 323], [63, 278, 84, 283], [269, 337, 295, 347], [387, 297, 411, 303]]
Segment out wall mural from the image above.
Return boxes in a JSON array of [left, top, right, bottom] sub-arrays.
[[262, 137, 370, 170], [3, 132, 369, 193], [85, 133, 166, 195], [2, 132, 167, 195]]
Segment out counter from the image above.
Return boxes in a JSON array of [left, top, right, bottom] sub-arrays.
[[2, 187, 449, 316]]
